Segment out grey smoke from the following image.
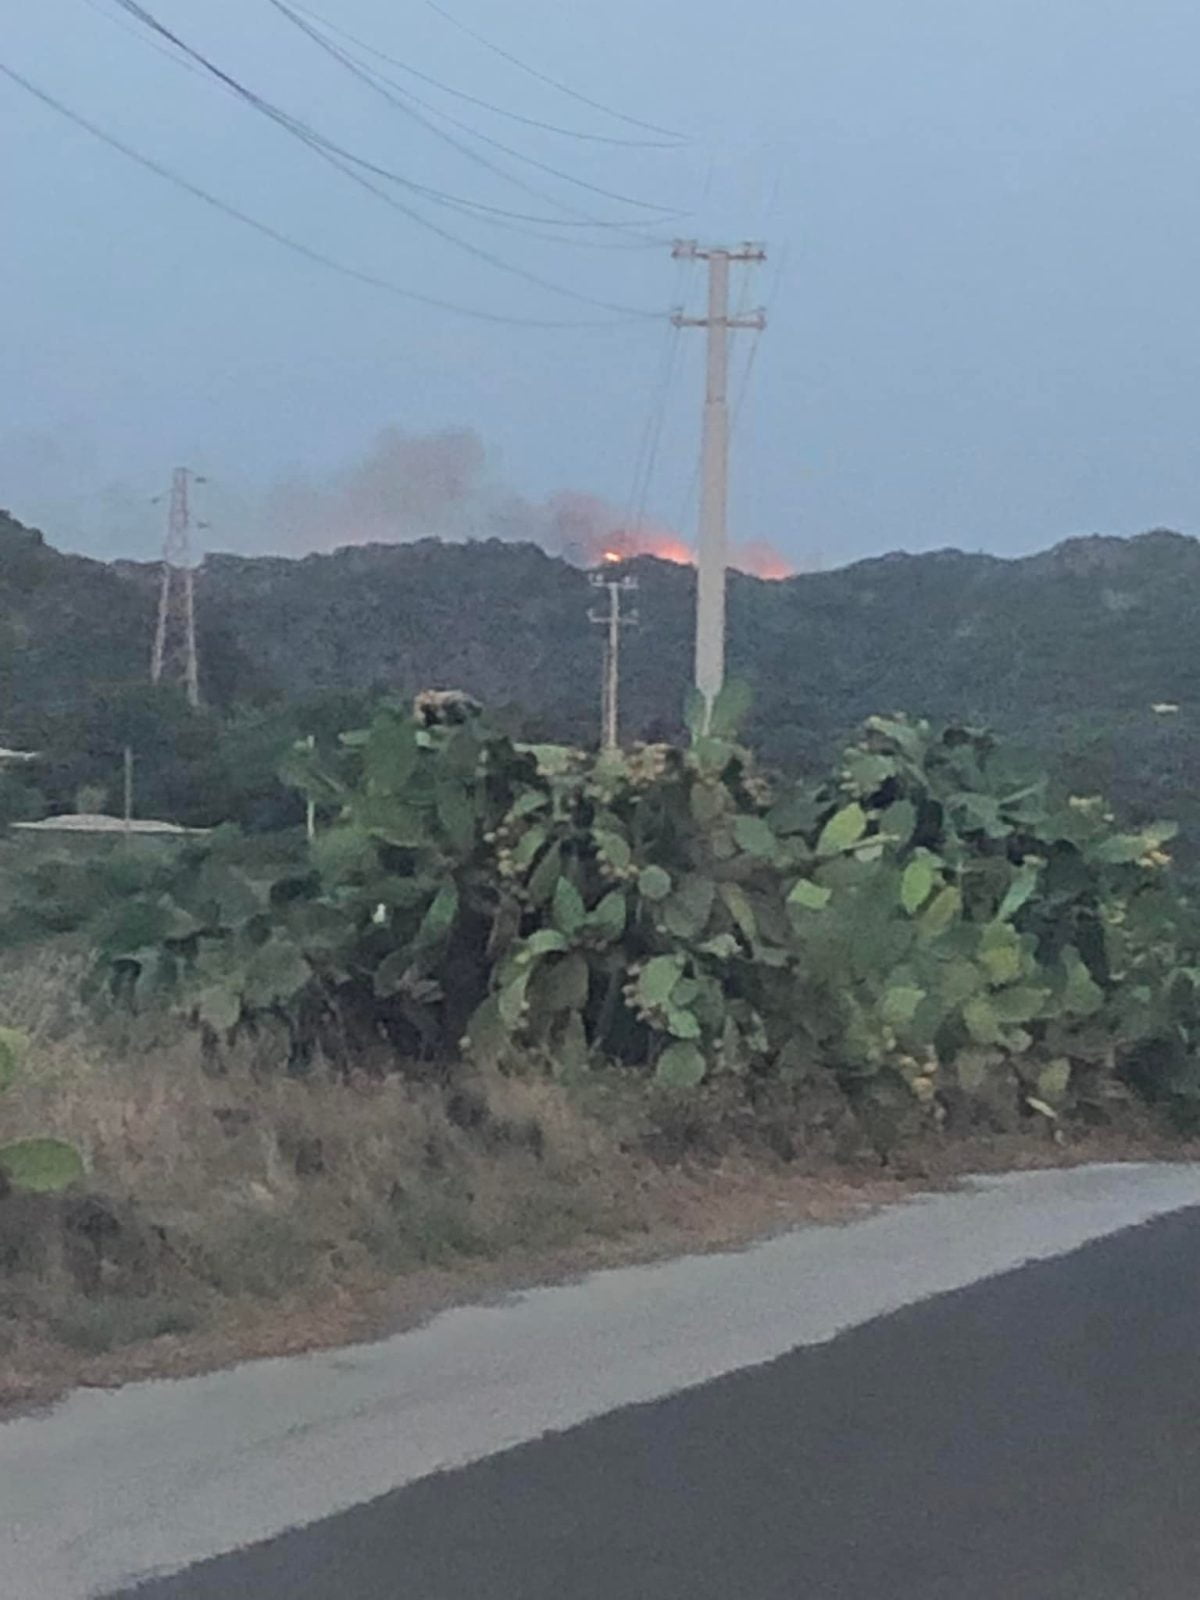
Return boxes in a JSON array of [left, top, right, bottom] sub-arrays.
[[4, 423, 817, 575], [239, 427, 626, 563], [257, 427, 499, 554]]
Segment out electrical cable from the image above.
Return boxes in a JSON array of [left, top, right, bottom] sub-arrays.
[[266, 12, 668, 250], [103, 0, 677, 230], [424, 0, 687, 141], [103, 0, 620, 230], [236, 101, 666, 316], [675, 444, 702, 541], [632, 321, 682, 534], [624, 254, 690, 535], [623, 318, 680, 535], [0, 59, 652, 329], [259, 7, 678, 252], [263, 0, 684, 222], [79, 0, 208, 82], [105, 0, 667, 315], [291, 0, 680, 149], [731, 242, 787, 438], [729, 330, 763, 439], [396, 188, 671, 253], [89, 0, 643, 237]]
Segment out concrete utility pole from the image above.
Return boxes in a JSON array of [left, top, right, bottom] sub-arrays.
[[589, 560, 639, 749], [672, 242, 766, 722], [151, 466, 203, 708]]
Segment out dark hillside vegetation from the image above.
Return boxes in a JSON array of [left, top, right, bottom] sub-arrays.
[[3, 509, 1200, 850]]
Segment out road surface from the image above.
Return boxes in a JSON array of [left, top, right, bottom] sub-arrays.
[[5, 1164, 1200, 1598]]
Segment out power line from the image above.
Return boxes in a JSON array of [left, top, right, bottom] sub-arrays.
[[0, 59, 649, 329], [632, 322, 683, 535], [624, 320, 677, 534], [263, 0, 684, 222], [425, 0, 687, 142], [295, 132, 666, 315], [104, 0, 673, 228], [260, 21, 671, 251], [732, 242, 789, 435], [676, 450, 702, 540], [388, 187, 668, 254], [241, 103, 665, 316], [103, 0, 599, 224], [730, 329, 764, 438], [89, 0, 647, 239], [269, 41, 671, 249], [79, 0, 209, 83], [624, 259, 690, 536], [291, 0, 679, 149], [104, 0, 667, 315]]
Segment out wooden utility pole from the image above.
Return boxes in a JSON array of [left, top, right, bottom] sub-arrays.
[[672, 242, 765, 721]]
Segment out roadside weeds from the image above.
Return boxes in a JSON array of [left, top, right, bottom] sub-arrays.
[[1, 973, 1195, 1416]]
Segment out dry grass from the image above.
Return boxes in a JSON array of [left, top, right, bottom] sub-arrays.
[[1, 1030, 643, 1292], [0, 972, 901, 1409], [0, 953, 672, 1403], [2, 948, 1196, 1413]]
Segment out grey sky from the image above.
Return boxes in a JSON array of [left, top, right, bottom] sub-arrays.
[[3, 0, 1199, 568]]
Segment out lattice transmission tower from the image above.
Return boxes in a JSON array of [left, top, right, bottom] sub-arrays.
[[150, 466, 202, 708]]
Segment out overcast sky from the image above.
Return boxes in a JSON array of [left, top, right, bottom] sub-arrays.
[[3, 0, 1200, 568]]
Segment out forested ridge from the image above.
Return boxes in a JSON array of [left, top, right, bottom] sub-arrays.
[[2, 508, 1198, 846]]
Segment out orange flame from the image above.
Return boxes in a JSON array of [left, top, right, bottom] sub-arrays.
[[548, 492, 792, 580], [733, 540, 795, 581], [598, 526, 693, 567]]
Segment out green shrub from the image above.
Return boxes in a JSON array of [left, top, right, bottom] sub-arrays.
[[73, 691, 1200, 1145]]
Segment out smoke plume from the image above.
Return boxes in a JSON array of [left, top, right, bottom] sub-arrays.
[[259, 428, 494, 554], [539, 491, 796, 579], [245, 427, 796, 579]]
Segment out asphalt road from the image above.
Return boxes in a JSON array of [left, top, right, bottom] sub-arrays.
[[112, 1203, 1200, 1600]]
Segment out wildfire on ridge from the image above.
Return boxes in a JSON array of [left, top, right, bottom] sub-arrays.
[[548, 492, 793, 580], [597, 527, 694, 568]]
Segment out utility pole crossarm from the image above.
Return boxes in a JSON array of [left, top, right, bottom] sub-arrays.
[[672, 240, 766, 262], [672, 241, 767, 331], [673, 311, 767, 331]]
